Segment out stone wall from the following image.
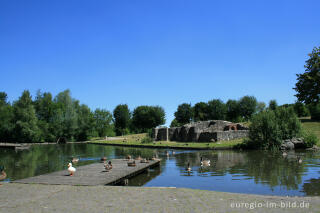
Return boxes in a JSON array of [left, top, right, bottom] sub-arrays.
[[153, 120, 249, 142]]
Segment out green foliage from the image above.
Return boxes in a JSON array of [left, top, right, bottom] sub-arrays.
[[0, 92, 14, 141], [141, 135, 153, 144], [293, 102, 309, 117], [207, 99, 226, 120], [294, 46, 320, 104], [170, 118, 181, 127], [12, 90, 41, 142], [268, 99, 278, 110], [174, 103, 193, 125], [302, 130, 318, 148], [131, 105, 165, 133], [309, 103, 320, 120], [113, 104, 131, 136], [239, 96, 257, 120], [248, 107, 302, 149], [93, 109, 113, 137], [193, 102, 209, 121]]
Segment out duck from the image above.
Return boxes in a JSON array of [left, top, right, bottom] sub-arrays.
[[186, 162, 191, 172], [200, 157, 210, 166], [135, 156, 142, 160], [297, 156, 303, 164], [140, 158, 149, 163], [0, 166, 7, 185], [127, 160, 136, 167], [72, 158, 79, 163], [67, 163, 76, 176], [126, 155, 132, 160], [101, 157, 107, 162], [166, 151, 170, 157], [104, 161, 113, 171], [282, 151, 287, 157]]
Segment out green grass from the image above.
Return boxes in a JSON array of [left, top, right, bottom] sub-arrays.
[[88, 133, 244, 149], [301, 117, 320, 146]]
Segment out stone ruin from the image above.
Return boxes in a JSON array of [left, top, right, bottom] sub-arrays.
[[152, 120, 249, 142]]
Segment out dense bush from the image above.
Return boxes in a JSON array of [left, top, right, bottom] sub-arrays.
[[247, 107, 302, 149], [141, 135, 153, 144], [302, 130, 318, 148]]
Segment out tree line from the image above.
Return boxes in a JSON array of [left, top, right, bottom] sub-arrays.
[[0, 90, 166, 142], [170, 96, 310, 127]]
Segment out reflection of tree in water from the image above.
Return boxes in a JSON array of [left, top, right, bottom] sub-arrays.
[[235, 150, 306, 190], [302, 178, 320, 196]]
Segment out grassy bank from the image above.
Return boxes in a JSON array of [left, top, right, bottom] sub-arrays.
[[89, 133, 244, 149], [301, 117, 320, 146]]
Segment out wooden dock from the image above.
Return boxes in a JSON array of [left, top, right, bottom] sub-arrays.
[[13, 159, 161, 186], [0, 143, 30, 150]]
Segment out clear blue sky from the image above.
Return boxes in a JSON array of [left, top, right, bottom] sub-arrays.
[[1, 0, 319, 126]]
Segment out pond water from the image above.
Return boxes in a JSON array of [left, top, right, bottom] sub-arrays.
[[0, 143, 319, 196]]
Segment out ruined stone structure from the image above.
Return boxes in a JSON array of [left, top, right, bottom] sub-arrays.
[[152, 120, 249, 142]]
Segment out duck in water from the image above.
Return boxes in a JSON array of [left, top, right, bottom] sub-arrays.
[[200, 157, 210, 166], [186, 162, 191, 172]]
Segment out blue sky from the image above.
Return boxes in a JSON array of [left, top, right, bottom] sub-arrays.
[[0, 0, 319, 126]]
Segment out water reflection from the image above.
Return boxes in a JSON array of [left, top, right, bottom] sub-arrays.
[[0, 144, 320, 196]]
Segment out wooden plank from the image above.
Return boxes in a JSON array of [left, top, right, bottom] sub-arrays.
[[13, 159, 161, 186]]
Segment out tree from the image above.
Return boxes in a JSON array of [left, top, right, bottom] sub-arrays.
[[226, 99, 241, 122], [93, 109, 114, 137], [113, 104, 131, 135], [0, 92, 13, 141], [34, 90, 56, 141], [268, 100, 278, 111], [170, 118, 180, 127], [256, 101, 266, 113], [193, 102, 209, 121], [131, 105, 165, 133], [174, 103, 193, 125], [53, 90, 78, 141], [207, 99, 227, 120], [239, 96, 257, 120], [294, 46, 320, 104], [75, 103, 95, 141], [12, 90, 40, 142], [293, 102, 309, 117]]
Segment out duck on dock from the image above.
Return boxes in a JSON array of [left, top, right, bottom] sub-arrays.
[[104, 161, 113, 171], [140, 158, 149, 163], [127, 160, 136, 167], [101, 157, 107, 162], [200, 157, 210, 166], [135, 156, 142, 160], [186, 162, 191, 172], [67, 163, 76, 176], [0, 166, 7, 185], [126, 155, 132, 160]]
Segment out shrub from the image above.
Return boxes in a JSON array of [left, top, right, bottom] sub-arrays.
[[248, 107, 302, 149], [141, 136, 153, 144], [302, 130, 318, 148]]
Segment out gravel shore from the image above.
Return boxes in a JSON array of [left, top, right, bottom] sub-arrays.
[[0, 183, 319, 213]]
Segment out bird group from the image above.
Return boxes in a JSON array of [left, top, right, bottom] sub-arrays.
[[185, 156, 211, 172]]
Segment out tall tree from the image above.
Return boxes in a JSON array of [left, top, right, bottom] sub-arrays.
[[131, 105, 165, 133], [207, 99, 227, 120], [239, 96, 257, 120], [268, 100, 278, 111], [294, 46, 320, 104], [93, 109, 113, 137], [226, 99, 241, 122], [113, 104, 130, 136], [174, 103, 193, 125], [193, 102, 209, 121], [12, 90, 40, 142], [0, 92, 13, 141]]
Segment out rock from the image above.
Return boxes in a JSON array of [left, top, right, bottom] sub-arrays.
[[306, 145, 320, 151], [281, 141, 295, 150], [290, 137, 305, 149]]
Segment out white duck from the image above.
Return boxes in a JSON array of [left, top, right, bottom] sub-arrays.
[[68, 163, 76, 176]]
